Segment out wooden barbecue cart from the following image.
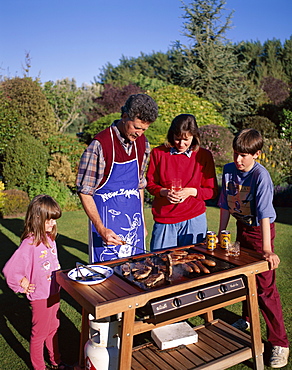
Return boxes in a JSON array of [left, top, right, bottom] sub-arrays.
[[56, 244, 269, 370]]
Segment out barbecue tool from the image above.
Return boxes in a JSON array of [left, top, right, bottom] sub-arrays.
[[76, 262, 106, 280]]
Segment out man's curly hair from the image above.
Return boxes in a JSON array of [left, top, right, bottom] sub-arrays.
[[121, 94, 158, 123]]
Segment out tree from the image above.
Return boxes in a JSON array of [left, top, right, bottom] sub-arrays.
[[97, 51, 174, 87], [85, 83, 142, 123], [260, 76, 290, 106], [177, 0, 259, 123], [282, 36, 292, 84], [260, 39, 286, 82], [43, 78, 86, 133], [0, 77, 55, 141]]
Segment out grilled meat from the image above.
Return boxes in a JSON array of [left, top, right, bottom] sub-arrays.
[[187, 261, 200, 273], [133, 265, 152, 280], [201, 259, 216, 267], [180, 263, 193, 273], [144, 271, 164, 287], [121, 262, 131, 276], [170, 250, 188, 257], [131, 262, 148, 272], [195, 260, 210, 274], [165, 253, 173, 281]]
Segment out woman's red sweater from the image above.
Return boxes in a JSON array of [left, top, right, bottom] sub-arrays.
[[146, 145, 218, 224]]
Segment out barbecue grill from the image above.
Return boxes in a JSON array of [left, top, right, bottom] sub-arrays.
[[56, 243, 269, 370]]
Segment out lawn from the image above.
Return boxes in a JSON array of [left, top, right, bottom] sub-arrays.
[[0, 206, 291, 369]]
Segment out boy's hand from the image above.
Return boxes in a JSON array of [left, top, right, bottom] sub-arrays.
[[20, 277, 36, 294], [262, 251, 280, 270]]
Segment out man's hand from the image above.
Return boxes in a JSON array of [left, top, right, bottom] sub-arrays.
[[20, 277, 35, 294], [99, 227, 123, 245], [263, 251, 280, 270]]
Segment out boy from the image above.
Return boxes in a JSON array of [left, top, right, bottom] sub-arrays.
[[218, 128, 289, 368]]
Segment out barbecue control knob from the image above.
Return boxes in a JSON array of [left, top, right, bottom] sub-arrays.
[[172, 298, 182, 307], [220, 284, 228, 293], [197, 291, 205, 300]]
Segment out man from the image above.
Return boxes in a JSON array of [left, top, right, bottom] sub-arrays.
[[77, 94, 158, 262]]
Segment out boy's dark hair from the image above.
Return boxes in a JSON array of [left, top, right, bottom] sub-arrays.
[[167, 114, 200, 150], [233, 128, 263, 155], [121, 94, 158, 123]]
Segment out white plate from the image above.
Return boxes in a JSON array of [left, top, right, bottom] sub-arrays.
[[68, 264, 113, 285]]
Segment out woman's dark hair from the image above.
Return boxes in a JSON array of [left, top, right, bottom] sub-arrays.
[[167, 114, 200, 151], [21, 194, 62, 247], [233, 128, 263, 155], [121, 94, 158, 123]]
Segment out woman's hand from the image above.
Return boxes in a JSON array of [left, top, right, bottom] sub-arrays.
[[20, 277, 35, 294], [160, 187, 197, 204], [178, 188, 197, 203]]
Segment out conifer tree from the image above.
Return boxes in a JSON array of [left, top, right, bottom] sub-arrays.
[[178, 0, 259, 123]]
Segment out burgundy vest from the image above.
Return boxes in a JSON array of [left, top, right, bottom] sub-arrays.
[[93, 126, 146, 187]]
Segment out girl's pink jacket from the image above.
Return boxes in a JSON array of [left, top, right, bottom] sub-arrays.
[[3, 236, 60, 301]]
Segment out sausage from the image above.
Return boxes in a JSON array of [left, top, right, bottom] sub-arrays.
[[195, 260, 210, 274], [187, 261, 200, 273], [201, 259, 216, 267], [181, 263, 193, 273]]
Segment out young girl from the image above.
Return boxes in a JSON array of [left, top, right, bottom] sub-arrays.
[[3, 195, 70, 370], [146, 114, 218, 250]]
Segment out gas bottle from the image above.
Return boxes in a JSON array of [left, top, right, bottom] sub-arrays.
[[84, 314, 121, 370]]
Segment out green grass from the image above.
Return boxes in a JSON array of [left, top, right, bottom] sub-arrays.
[[0, 207, 291, 369]]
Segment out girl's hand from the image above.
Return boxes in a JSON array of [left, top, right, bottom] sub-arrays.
[[262, 251, 280, 270], [161, 187, 197, 204], [178, 188, 197, 203], [20, 277, 36, 294]]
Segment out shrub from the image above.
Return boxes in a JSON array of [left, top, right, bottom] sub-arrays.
[[242, 115, 278, 139], [0, 77, 55, 141], [279, 109, 292, 142], [1, 189, 30, 216], [260, 76, 290, 106], [0, 181, 6, 216], [273, 185, 292, 207], [44, 133, 86, 174], [147, 85, 227, 148], [256, 137, 292, 186], [86, 83, 142, 123], [3, 133, 49, 192], [28, 177, 81, 211], [199, 125, 234, 170], [0, 91, 22, 157], [82, 112, 120, 143], [47, 153, 76, 188]]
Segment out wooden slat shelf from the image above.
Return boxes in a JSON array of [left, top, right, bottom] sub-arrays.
[[131, 319, 259, 370]]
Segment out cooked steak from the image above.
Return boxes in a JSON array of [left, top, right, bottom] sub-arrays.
[[121, 262, 131, 276], [144, 272, 164, 287], [133, 265, 152, 280]]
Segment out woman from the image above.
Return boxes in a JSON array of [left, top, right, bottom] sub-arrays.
[[146, 114, 218, 250]]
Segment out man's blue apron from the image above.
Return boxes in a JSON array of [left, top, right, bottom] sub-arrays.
[[89, 128, 145, 263]]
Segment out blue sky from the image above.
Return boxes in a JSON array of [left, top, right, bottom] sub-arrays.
[[1, 0, 291, 86]]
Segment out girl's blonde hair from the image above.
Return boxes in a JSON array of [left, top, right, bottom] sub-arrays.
[[21, 194, 62, 247]]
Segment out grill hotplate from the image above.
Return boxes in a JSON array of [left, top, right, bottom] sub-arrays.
[[112, 249, 236, 291]]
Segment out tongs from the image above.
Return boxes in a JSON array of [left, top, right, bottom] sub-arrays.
[[76, 262, 106, 280]]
